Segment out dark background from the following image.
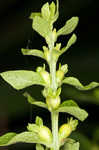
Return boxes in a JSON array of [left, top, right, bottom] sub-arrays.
[[0, 0, 99, 150]]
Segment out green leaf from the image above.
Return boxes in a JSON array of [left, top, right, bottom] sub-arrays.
[[36, 144, 44, 150], [29, 12, 41, 20], [23, 92, 48, 109], [53, 0, 59, 23], [49, 2, 56, 19], [33, 16, 52, 38], [41, 2, 50, 21], [0, 133, 16, 146], [63, 77, 99, 91], [21, 48, 45, 59], [0, 132, 51, 147], [60, 100, 78, 107], [0, 70, 45, 90], [63, 138, 79, 150], [57, 100, 88, 121], [57, 17, 79, 37], [27, 123, 39, 132], [36, 116, 43, 126], [60, 34, 77, 55]]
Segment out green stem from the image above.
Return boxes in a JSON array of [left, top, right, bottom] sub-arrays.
[[51, 111, 59, 150], [50, 61, 57, 91], [48, 37, 59, 150]]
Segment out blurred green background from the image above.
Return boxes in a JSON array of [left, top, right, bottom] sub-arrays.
[[0, 0, 99, 150]]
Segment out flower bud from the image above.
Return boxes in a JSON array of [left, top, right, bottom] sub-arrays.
[[39, 126, 52, 144], [61, 64, 68, 74], [56, 70, 64, 85], [36, 66, 50, 86], [46, 96, 61, 111], [56, 64, 68, 85], [40, 71, 50, 86], [59, 124, 72, 140], [59, 118, 78, 144]]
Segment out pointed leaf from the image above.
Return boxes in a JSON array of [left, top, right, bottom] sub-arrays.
[[57, 17, 79, 37], [41, 2, 50, 21], [0, 70, 45, 90], [0, 133, 16, 146], [23, 92, 47, 109], [0, 132, 51, 147], [60, 34, 77, 55], [33, 16, 52, 38], [53, 0, 59, 23], [49, 2, 56, 19], [63, 77, 99, 91], [29, 12, 41, 20], [36, 116, 43, 126], [27, 123, 39, 132], [21, 48, 45, 59], [57, 100, 88, 121], [63, 138, 79, 150]]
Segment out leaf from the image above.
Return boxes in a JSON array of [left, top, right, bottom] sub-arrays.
[[23, 92, 48, 109], [0, 133, 16, 146], [63, 138, 79, 150], [27, 123, 39, 132], [57, 100, 88, 121], [29, 12, 41, 20], [49, 2, 56, 19], [36, 144, 44, 150], [53, 0, 59, 23], [60, 100, 78, 107], [60, 34, 77, 55], [36, 116, 43, 126], [21, 48, 45, 59], [0, 70, 45, 90], [33, 16, 52, 38], [57, 17, 79, 37], [0, 132, 51, 147], [63, 77, 99, 91], [41, 2, 50, 21]]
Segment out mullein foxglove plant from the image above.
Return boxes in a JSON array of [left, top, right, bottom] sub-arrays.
[[0, 0, 99, 150]]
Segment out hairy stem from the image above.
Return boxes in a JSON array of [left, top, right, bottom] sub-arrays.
[[51, 111, 59, 150], [48, 41, 59, 150], [50, 61, 57, 91]]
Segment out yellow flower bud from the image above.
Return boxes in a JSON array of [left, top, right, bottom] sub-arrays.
[[56, 70, 64, 85], [56, 64, 68, 85], [40, 71, 51, 86], [46, 96, 61, 111], [59, 124, 72, 140], [59, 118, 78, 145], [36, 66, 51, 87], [39, 126, 52, 144]]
